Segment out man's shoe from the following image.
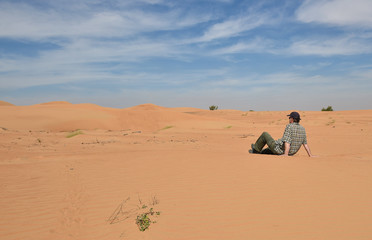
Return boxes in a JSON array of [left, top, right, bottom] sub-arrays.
[[250, 144, 259, 154]]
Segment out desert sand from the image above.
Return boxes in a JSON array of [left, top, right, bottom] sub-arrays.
[[1, 101, 372, 240]]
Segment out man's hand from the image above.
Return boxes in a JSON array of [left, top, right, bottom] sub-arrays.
[[303, 144, 317, 157]]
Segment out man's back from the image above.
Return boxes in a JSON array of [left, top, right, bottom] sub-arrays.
[[281, 123, 307, 155]]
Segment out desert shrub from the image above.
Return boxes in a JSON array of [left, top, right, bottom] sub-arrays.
[[321, 106, 334, 111], [136, 213, 151, 231], [66, 130, 83, 138], [161, 126, 173, 130], [209, 105, 218, 111], [136, 208, 161, 231]]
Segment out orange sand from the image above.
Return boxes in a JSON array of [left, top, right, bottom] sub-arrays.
[[0, 101, 15, 106], [1, 101, 372, 240]]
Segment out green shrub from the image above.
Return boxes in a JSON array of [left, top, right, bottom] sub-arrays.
[[161, 126, 173, 130], [209, 105, 218, 111], [136, 208, 160, 232], [136, 213, 151, 231], [321, 106, 334, 111], [66, 130, 83, 138]]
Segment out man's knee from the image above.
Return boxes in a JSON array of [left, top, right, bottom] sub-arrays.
[[262, 132, 275, 144], [262, 132, 270, 138]]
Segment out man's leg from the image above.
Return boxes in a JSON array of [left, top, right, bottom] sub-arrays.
[[252, 132, 277, 153], [261, 148, 275, 154]]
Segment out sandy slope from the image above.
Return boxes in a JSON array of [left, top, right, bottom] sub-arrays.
[[0, 101, 15, 106], [1, 102, 372, 240]]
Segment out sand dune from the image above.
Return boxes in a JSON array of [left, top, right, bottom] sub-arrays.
[[0, 101, 15, 106], [1, 101, 372, 240], [39, 101, 73, 105], [127, 103, 169, 111], [0, 102, 232, 132]]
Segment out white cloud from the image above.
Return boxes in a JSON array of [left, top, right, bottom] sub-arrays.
[[0, 38, 184, 88], [211, 37, 274, 55], [0, 3, 126, 39], [296, 0, 372, 28], [288, 36, 372, 56], [212, 34, 372, 57], [0, 1, 212, 40], [292, 62, 332, 71], [198, 13, 269, 42], [350, 67, 372, 80], [137, 0, 165, 4]]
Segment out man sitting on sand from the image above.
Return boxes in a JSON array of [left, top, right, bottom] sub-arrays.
[[250, 112, 315, 157]]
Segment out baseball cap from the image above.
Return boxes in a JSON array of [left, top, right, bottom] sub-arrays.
[[287, 111, 301, 120]]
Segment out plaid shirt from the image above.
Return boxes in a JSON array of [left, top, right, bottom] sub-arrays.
[[274, 123, 307, 155]]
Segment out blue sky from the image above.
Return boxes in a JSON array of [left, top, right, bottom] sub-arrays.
[[0, 0, 372, 110]]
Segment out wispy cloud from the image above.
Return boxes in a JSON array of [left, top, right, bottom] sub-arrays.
[[211, 35, 372, 57], [0, 1, 212, 39], [296, 0, 372, 28], [198, 13, 270, 42], [288, 35, 372, 56], [0, 39, 183, 88], [210, 37, 275, 55], [0, 0, 215, 88]]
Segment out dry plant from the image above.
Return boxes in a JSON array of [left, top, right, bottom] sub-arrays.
[[66, 130, 83, 138], [107, 197, 136, 224], [150, 195, 159, 205], [108, 195, 161, 233], [326, 118, 336, 126], [161, 126, 173, 130]]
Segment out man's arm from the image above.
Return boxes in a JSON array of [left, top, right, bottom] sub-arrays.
[[303, 144, 316, 157], [282, 142, 290, 156]]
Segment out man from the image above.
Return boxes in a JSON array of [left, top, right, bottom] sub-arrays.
[[250, 111, 315, 157]]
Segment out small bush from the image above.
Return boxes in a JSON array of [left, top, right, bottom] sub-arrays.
[[321, 106, 334, 111], [136, 213, 151, 231], [66, 130, 83, 138], [209, 105, 218, 111], [161, 126, 173, 130], [136, 208, 160, 232]]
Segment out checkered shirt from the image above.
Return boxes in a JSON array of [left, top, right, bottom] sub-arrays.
[[275, 123, 307, 155]]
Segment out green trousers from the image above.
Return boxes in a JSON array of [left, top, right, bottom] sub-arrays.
[[252, 132, 279, 155]]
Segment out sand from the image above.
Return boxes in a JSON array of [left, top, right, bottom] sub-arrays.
[[0, 101, 15, 106], [1, 101, 372, 240]]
